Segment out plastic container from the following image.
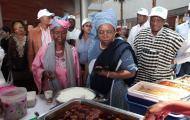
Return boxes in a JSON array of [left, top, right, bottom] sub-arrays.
[[126, 81, 190, 120], [126, 98, 188, 120], [27, 91, 36, 108], [128, 81, 190, 101], [1, 87, 27, 120]]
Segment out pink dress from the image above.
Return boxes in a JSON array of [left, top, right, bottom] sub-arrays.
[[32, 44, 80, 92]]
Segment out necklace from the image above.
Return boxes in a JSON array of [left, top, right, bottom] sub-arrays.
[[99, 42, 106, 50], [13, 36, 26, 57], [56, 50, 63, 54]]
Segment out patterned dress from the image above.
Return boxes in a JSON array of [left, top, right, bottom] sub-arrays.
[[134, 27, 184, 82]]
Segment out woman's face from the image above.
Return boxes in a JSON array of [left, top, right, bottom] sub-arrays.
[[82, 22, 92, 34], [52, 27, 67, 44], [98, 23, 115, 46], [13, 22, 25, 35]]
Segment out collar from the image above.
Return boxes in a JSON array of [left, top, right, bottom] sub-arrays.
[[151, 27, 164, 37]]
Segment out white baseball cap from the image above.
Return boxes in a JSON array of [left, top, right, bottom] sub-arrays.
[[37, 9, 55, 19], [188, 3, 190, 10], [137, 8, 149, 16], [68, 15, 76, 20], [149, 6, 168, 19], [82, 18, 92, 26]]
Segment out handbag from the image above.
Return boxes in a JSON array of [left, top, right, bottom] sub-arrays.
[[7, 71, 13, 85]]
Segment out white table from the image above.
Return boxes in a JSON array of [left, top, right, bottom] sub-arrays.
[[21, 95, 56, 120]]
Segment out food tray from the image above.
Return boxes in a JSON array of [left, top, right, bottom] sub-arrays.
[[157, 79, 190, 92], [128, 81, 190, 102], [38, 99, 143, 120], [174, 75, 190, 84]]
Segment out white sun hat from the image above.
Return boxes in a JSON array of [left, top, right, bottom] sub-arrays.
[[149, 6, 168, 19], [37, 9, 55, 19], [68, 15, 76, 20], [82, 18, 92, 26], [137, 8, 149, 16]]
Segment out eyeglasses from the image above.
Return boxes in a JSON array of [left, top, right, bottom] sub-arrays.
[[98, 30, 114, 35]]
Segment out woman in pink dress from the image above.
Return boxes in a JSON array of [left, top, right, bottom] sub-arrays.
[[32, 16, 80, 93]]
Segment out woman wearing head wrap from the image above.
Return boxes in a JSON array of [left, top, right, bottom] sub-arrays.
[[32, 16, 80, 93], [78, 18, 93, 86], [88, 9, 138, 109]]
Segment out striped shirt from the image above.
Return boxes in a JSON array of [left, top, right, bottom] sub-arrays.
[[134, 27, 184, 82]]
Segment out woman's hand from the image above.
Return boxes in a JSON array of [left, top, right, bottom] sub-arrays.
[[144, 102, 170, 120], [42, 71, 55, 81], [96, 70, 109, 78]]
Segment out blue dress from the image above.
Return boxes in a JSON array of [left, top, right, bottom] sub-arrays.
[[88, 38, 138, 109]]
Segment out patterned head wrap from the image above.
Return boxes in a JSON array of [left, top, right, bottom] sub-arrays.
[[90, 9, 117, 39], [50, 16, 70, 29], [93, 9, 117, 30]]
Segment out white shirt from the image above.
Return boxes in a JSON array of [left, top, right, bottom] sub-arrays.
[[40, 27, 52, 46], [127, 20, 150, 52], [175, 21, 190, 74], [66, 28, 81, 46]]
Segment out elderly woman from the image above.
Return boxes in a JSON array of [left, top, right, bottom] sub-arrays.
[[78, 18, 93, 86], [7, 20, 37, 91], [32, 16, 80, 93], [88, 9, 138, 109]]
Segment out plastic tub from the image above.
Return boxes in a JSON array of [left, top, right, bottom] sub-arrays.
[[126, 94, 189, 120], [1, 87, 27, 120]]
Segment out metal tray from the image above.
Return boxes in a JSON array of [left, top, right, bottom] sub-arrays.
[[38, 99, 143, 120]]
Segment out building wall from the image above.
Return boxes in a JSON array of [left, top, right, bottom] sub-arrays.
[[103, 0, 190, 19], [0, 0, 74, 28], [103, 0, 190, 29]]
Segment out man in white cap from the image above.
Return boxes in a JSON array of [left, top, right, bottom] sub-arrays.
[[175, 3, 190, 77], [134, 6, 184, 82], [28, 9, 54, 70], [66, 15, 81, 46], [127, 8, 150, 52]]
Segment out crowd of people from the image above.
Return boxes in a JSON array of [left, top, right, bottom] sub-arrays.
[[0, 3, 190, 119]]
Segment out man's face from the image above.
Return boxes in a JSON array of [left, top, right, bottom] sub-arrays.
[[68, 19, 75, 28], [40, 16, 52, 26], [98, 23, 115, 46], [137, 14, 148, 25], [150, 16, 165, 34]]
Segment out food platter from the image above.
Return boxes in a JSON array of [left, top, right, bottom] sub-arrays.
[[175, 75, 190, 84], [157, 79, 190, 92], [128, 81, 190, 102], [38, 99, 143, 120], [56, 87, 96, 103]]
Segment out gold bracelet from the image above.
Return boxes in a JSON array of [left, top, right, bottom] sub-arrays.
[[106, 71, 110, 78]]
